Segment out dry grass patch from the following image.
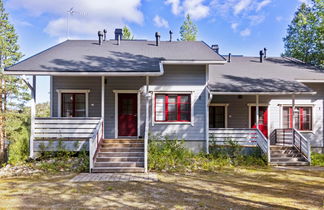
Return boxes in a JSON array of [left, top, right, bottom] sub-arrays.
[[0, 168, 323, 209]]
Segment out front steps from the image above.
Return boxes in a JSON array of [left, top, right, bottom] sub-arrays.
[[92, 139, 145, 173], [270, 145, 309, 166]]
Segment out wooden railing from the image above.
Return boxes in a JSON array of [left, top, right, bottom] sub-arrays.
[[270, 128, 311, 163], [33, 117, 103, 172], [209, 128, 270, 162]]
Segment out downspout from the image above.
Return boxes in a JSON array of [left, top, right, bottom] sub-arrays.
[[144, 76, 151, 173]]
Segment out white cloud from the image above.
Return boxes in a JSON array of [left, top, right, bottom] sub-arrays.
[[256, 0, 271, 12], [7, 0, 144, 39], [234, 0, 252, 15], [297, 0, 311, 5], [240, 28, 251, 36], [248, 15, 265, 25], [275, 16, 283, 22], [231, 23, 238, 30], [165, 0, 209, 20], [153, 15, 169, 28]]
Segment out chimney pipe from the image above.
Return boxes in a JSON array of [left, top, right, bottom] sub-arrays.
[[169, 30, 173, 42], [155, 32, 160, 46], [98, 31, 103, 45], [211, 44, 219, 54], [259, 50, 264, 63], [228, 53, 231, 63], [114, 28, 123, 45], [103, 29, 107, 41], [117, 34, 120, 45], [264, 48, 267, 59]]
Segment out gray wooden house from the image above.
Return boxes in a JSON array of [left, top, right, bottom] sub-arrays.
[[5, 29, 324, 172]]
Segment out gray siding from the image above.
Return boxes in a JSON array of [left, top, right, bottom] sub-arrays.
[[51, 64, 207, 141], [211, 83, 324, 149]]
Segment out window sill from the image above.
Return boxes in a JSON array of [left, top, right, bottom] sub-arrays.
[[153, 121, 192, 125]]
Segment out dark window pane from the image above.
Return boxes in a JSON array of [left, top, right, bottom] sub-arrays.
[[209, 106, 225, 128], [180, 112, 190, 121], [74, 94, 86, 117], [180, 95, 189, 103], [62, 93, 73, 117], [168, 111, 177, 120], [180, 104, 190, 112]]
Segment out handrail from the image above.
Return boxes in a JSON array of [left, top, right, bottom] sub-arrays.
[[255, 129, 270, 163], [293, 128, 311, 163], [89, 118, 104, 172]]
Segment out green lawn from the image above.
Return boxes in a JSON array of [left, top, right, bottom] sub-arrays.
[[0, 168, 323, 209]]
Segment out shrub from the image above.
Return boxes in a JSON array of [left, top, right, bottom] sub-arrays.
[[311, 153, 324, 166]]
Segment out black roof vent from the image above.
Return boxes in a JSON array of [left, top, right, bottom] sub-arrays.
[[98, 31, 103, 45], [114, 28, 123, 40], [211, 44, 219, 54], [155, 32, 160, 46], [228, 53, 231, 63], [103, 29, 107, 41], [259, 50, 264, 63], [264, 48, 267, 59], [169, 30, 173, 42]]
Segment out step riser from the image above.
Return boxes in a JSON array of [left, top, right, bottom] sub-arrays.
[[103, 140, 144, 144], [96, 157, 144, 162], [271, 158, 305, 162], [271, 154, 302, 158], [97, 152, 144, 157], [94, 162, 144, 167], [100, 148, 144, 152], [92, 168, 145, 173], [270, 162, 309, 166], [101, 143, 144, 148]]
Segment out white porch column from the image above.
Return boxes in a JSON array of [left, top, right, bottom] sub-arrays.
[[144, 76, 150, 173], [101, 76, 105, 137], [292, 94, 295, 129], [30, 76, 36, 158], [256, 95, 259, 129]]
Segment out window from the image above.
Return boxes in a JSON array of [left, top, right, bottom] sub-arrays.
[[209, 106, 226, 128], [155, 94, 191, 122], [62, 93, 86, 117], [282, 107, 312, 131]]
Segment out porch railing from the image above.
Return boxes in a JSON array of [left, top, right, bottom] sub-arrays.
[[209, 128, 270, 162], [89, 118, 104, 172], [270, 128, 311, 163]]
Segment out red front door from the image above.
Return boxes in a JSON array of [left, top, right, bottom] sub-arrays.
[[118, 93, 137, 136], [251, 106, 268, 137]]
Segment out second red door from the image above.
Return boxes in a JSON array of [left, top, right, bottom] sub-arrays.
[[118, 93, 137, 136]]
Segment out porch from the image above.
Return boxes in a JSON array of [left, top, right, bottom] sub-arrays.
[[207, 93, 313, 165]]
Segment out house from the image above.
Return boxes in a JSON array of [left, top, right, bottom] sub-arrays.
[[4, 29, 324, 173]]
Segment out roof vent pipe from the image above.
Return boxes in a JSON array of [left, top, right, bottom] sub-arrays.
[[169, 30, 173, 42], [228, 53, 231, 63], [155, 32, 160, 46], [117, 34, 120, 45], [103, 29, 107, 41], [259, 50, 264, 63], [98, 31, 103, 45], [211, 44, 219, 54], [264, 48, 267, 59]]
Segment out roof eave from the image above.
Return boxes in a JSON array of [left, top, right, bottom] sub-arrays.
[[210, 91, 317, 95]]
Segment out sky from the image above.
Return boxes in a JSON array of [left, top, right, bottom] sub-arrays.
[[4, 0, 309, 103]]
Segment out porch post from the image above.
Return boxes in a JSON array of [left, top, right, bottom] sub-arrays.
[[256, 95, 259, 129], [144, 76, 150, 173], [30, 76, 36, 158], [292, 94, 295, 129], [101, 76, 105, 137]]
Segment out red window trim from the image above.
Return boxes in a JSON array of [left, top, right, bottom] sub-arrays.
[[284, 106, 312, 131], [154, 94, 191, 122]]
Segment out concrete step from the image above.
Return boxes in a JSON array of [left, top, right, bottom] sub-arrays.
[[96, 157, 144, 162], [94, 161, 144, 167], [270, 161, 309, 166], [103, 139, 144, 144], [99, 147, 144, 153], [101, 143, 144, 148], [92, 167, 145, 173], [97, 152, 144, 157]]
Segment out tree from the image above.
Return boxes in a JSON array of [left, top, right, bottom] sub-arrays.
[[283, 1, 324, 67], [122, 26, 133, 40], [0, 0, 28, 163], [180, 14, 198, 41]]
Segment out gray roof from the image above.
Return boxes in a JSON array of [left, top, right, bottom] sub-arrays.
[[208, 56, 324, 93], [6, 40, 225, 74]]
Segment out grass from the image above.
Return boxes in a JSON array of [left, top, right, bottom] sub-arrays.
[[0, 168, 323, 209], [312, 153, 324, 166]]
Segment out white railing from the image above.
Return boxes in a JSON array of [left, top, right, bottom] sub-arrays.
[[89, 118, 104, 172], [293, 129, 311, 163], [209, 128, 270, 162]]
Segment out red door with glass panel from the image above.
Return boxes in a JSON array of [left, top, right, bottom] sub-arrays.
[[251, 106, 268, 137], [118, 94, 137, 136]]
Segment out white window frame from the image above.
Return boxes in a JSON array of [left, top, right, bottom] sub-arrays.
[[209, 103, 229, 128], [113, 90, 141, 139], [152, 91, 194, 126], [56, 89, 90, 117], [280, 104, 314, 133]]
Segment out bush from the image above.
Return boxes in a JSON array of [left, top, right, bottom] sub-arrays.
[[311, 153, 324, 166]]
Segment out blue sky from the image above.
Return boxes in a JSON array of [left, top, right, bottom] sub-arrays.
[[4, 0, 307, 103]]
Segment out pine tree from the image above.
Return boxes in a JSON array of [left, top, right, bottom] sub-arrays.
[[180, 14, 198, 41], [283, 1, 324, 67], [122, 26, 134, 40], [0, 0, 28, 162]]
